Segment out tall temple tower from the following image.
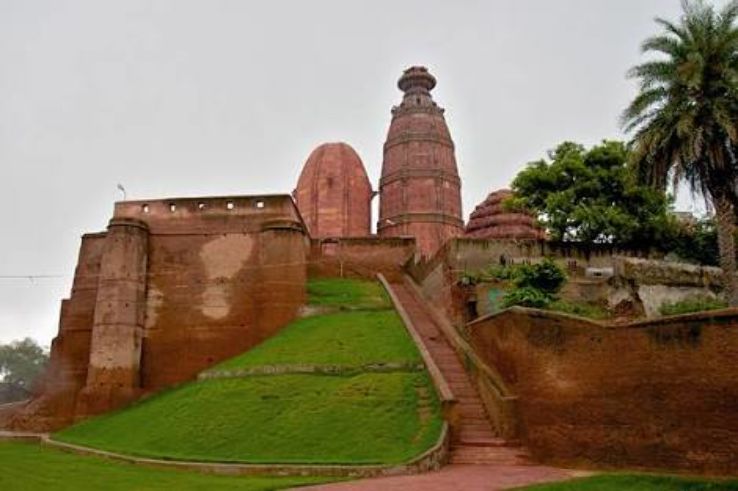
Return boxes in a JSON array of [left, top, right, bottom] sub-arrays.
[[378, 66, 463, 257]]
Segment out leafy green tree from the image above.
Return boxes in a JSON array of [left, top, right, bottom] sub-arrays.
[[666, 218, 720, 266], [509, 140, 676, 247], [0, 338, 48, 391], [622, 0, 738, 305]]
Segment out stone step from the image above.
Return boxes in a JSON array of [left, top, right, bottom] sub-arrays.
[[451, 437, 509, 448], [450, 446, 532, 465], [391, 281, 534, 465]]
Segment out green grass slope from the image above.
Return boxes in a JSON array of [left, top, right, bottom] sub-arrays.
[[0, 442, 332, 491], [306, 278, 391, 310], [213, 310, 420, 371], [55, 278, 442, 465]]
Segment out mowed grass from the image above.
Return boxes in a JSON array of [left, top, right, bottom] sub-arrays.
[[54, 278, 442, 465], [214, 310, 420, 370], [0, 441, 332, 491], [56, 373, 440, 464], [214, 278, 418, 371], [519, 473, 738, 490], [306, 278, 391, 310]]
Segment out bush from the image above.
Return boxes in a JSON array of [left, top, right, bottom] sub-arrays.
[[514, 258, 566, 294], [659, 296, 727, 316], [548, 300, 609, 320], [501, 258, 567, 309], [502, 287, 553, 309]]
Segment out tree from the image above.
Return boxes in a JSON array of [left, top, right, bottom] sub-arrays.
[[622, 0, 738, 305], [0, 338, 48, 391], [666, 218, 720, 266], [509, 140, 676, 247]]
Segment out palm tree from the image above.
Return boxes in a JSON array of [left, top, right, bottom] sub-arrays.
[[623, 0, 738, 306]]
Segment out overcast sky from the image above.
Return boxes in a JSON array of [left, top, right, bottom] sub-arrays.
[[0, 0, 710, 345]]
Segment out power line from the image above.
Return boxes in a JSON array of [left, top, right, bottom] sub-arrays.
[[0, 275, 67, 283]]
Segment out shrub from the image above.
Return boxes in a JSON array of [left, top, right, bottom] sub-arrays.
[[659, 296, 727, 316], [500, 258, 567, 309], [502, 286, 553, 309], [548, 300, 609, 320], [513, 258, 566, 294]]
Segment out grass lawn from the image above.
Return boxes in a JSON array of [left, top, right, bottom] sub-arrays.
[[519, 473, 738, 490], [56, 373, 440, 464], [55, 278, 442, 465], [306, 278, 391, 310], [0, 441, 332, 491], [212, 310, 420, 371]]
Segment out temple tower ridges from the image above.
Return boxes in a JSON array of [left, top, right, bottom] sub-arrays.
[[377, 66, 463, 257]]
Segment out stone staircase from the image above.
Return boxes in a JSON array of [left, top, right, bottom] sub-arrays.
[[388, 280, 530, 466]]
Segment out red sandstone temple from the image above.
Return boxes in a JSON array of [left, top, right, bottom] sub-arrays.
[[3, 66, 534, 430], [378, 66, 464, 257], [465, 189, 545, 240]]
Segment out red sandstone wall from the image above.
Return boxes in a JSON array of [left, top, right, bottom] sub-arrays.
[[467, 308, 738, 474], [9, 233, 106, 430], [308, 237, 416, 281], [142, 226, 305, 389], [8, 195, 307, 431]]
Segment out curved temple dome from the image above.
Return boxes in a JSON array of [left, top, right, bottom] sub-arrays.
[[465, 189, 545, 240], [294, 142, 373, 238]]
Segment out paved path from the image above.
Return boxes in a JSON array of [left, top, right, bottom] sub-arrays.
[[299, 464, 585, 491]]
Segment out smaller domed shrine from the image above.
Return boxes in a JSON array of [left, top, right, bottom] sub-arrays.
[[294, 142, 373, 238], [465, 189, 545, 240]]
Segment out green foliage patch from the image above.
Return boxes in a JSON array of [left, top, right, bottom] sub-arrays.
[[548, 300, 609, 320], [659, 296, 728, 317], [499, 259, 567, 309], [519, 473, 738, 490], [0, 441, 332, 491], [509, 140, 676, 248]]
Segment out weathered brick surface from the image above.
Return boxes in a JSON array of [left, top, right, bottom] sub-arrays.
[[7, 195, 307, 431], [308, 237, 416, 280], [378, 67, 463, 257], [465, 189, 545, 240], [467, 309, 738, 474], [295, 142, 373, 238]]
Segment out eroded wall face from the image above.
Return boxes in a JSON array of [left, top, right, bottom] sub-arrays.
[[307, 237, 416, 280], [10, 195, 307, 431], [468, 311, 738, 474], [141, 227, 306, 389]]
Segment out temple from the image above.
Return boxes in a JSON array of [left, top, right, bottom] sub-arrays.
[[378, 66, 464, 257], [294, 142, 373, 238], [465, 189, 545, 240]]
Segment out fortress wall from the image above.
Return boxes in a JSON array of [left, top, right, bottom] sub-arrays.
[[467, 309, 738, 474], [141, 224, 306, 389], [308, 237, 416, 280], [75, 218, 149, 417], [407, 238, 691, 325], [9, 195, 307, 431]]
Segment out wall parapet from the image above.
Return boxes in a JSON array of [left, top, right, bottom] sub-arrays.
[[466, 305, 738, 475]]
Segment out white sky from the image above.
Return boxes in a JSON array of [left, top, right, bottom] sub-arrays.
[[0, 0, 711, 345]]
